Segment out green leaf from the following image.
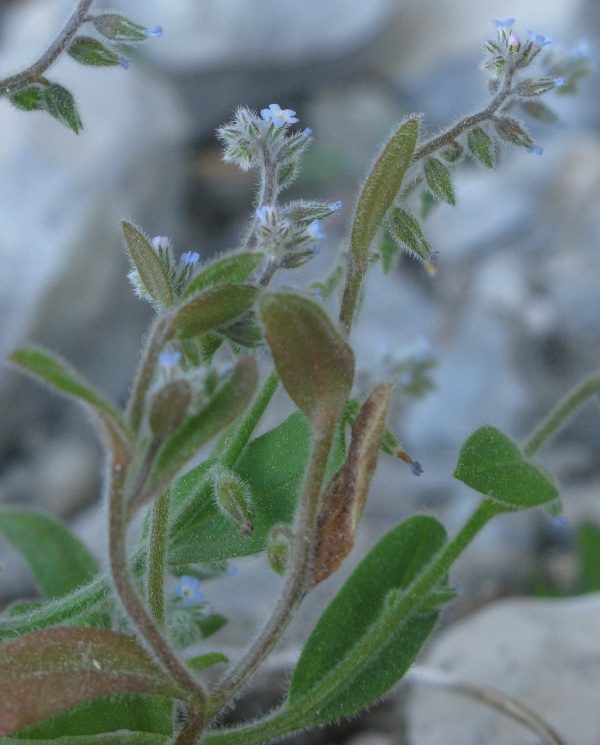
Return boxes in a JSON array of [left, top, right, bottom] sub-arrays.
[[168, 412, 312, 564], [67, 37, 120, 67], [196, 614, 227, 639], [453, 426, 559, 509], [9, 85, 43, 112], [440, 141, 463, 163], [149, 357, 258, 491], [493, 116, 533, 148], [419, 189, 437, 220], [350, 116, 420, 264], [0, 627, 187, 736], [259, 292, 354, 434], [5, 735, 167, 745], [172, 285, 259, 340], [12, 695, 172, 739], [576, 521, 600, 593], [512, 78, 557, 97], [288, 516, 447, 722], [121, 222, 173, 310], [182, 253, 264, 298], [10, 346, 128, 438], [186, 652, 228, 672], [387, 206, 432, 261], [39, 83, 82, 134], [424, 158, 456, 205], [467, 127, 498, 168], [0, 508, 98, 599], [93, 14, 148, 42], [379, 231, 398, 275]]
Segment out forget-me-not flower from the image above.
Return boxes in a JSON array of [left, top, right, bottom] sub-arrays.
[[255, 205, 277, 224], [158, 351, 182, 369], [492, 19, 515, 29], [260, 104, 299, 128], [180, 251, 200, 265], [146, 26, 163, 38], [176, 576, 204, 607], [528, 145, 544, 155], [527, 30, 551, 48], [307, 220, 326, 241]]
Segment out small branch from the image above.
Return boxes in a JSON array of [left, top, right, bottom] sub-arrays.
[[523, 373, 600, 457], [0, 0, 95, 93]]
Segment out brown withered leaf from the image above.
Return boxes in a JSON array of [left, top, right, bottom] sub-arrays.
[[309, 384, 391, 590]]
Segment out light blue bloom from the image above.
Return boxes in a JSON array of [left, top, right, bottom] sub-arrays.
[[180, 251, 200, 265], [146, 26, 163, 38], [307, 219, 326, 240], [554, 77, 566, 87], [331, 200, 343, 212], [255, 205, 277, 224], [527, 145, 544, 155], [118, 55, 130, 69], [492, 19, 515, 29], [260, 104, 299, 128], [409, 460, 423, 476], [176, 576, 204, 607], [158, 351, 182, 369], [151, 236, 170, 250], [527, 30, 551, 47], [302, 128, 313, 139]]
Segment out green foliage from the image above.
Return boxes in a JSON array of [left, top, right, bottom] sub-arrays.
[[67, 37, 120, 67], [182, 253, 264, 298], [468, 126, 499, 168], [424, 158, 456, 205], [172, 285, 259, 340], [39, 83, 82, 133], [122, 222, 173, 310], [0, 508, 98, 599], [387, 205, 433, 261]]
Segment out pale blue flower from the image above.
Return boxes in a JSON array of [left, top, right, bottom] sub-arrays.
[[151, 236, 170, 250], [307, 219, 325, 240], [527, 145, 544, 155], [554, 77, 566, 87], [255, 205, 277, 224], [146, 26, 163, 38], [302, 128, 313, 139], [527, 30, 551, 47], [118, 55, 130, 69], [409, 460, 423, 476], [180, 251, 200, 265], [331, 200, 343, 212], [176, 576, 204, 607], [260, 104, 299, 128], [158, 351, 181, 369], [492, 19, 515, 29]]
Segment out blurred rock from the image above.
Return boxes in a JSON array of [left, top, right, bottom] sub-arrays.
[[407, 593, 600, 745]]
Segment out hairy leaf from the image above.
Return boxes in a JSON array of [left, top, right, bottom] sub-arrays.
[[467, 127, 498, 168], [182, 253, 264, 298], [387, 206, 432, 261], [39, 83, 82, 134], [121, 222, 173, 310], [172, 285, 259, 340], [67, 37, 120, 67], [424, 158, 456, 205]]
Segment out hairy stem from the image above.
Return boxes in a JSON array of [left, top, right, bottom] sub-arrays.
[[523, 373, 600, 457], [146, 490, 171, 626], [0, 0, 95, 93]]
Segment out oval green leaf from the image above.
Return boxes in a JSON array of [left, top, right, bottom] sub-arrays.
[[67, 37, 120, 67], [122, 222, 173, 310], [182, 253, 264, 298], [288, 516, 447, 723], [453, 425, 559, 509], [0, 627, 187, 736], [172, 285, 259, 340], [0, 508, 98, 599], [424, 158, 456, 205], [467, 127, 498, 168], [260, 293, 354, 434], [387, 205, 433, 261], [40, 83, 82, 134]]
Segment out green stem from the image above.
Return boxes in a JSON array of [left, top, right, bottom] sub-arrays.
[[0, 0, 95, 93], [523, 373, 600, 457], [202, 498, 501, 745], [147, 490, 171, 627]]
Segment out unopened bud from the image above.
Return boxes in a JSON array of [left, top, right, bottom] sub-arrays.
[[213, 468, 253, 535], [92, 14, 147, 43], [149, 380, 192, 438], [267, 525, 292, 575]]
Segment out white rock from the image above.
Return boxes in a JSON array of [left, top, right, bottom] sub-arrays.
[[407, 594, 600, 745]]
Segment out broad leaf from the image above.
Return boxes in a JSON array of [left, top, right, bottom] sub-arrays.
[[182, 253, 264, 298], [424, 158, 456, 205], [168, 412, 312, 564], [67, 37, 120, 66], [260, 293, 354, 434], [0, 508, 98, 598], [40, 83, 82, 134], [288, 516, 447, 722], [467, 127, 498, 168], [351, 116, 420, 263], [147, 357, 258, 497], [10, 347, 128, 437], [9, 85, 43, 112], [454, 425, 559, 509], [171, 285, 259, 340], [0, 627, 187, 736], [121, 222, 173, 310]]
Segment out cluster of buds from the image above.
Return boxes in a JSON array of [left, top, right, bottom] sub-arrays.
[[127, 235, 202, 303], [484, 19, 554, 77]]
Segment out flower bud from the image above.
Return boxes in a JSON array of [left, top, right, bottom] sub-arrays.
[[212, 468, 253, 535], [92, 14, 148, 42], [149, 379, 192, 438], [267, 525, 292, 575]]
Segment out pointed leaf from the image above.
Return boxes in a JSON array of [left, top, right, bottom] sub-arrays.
[[122, 222, 173, 309], [288, 516, 447, 722], [454, 425, 559, 509], [149, 357, 258, 491], [424, 158, 456, 205], [67, 36, 120, 67], [351, 116, 420, 263], [187, 652, 228, 672], [39, 83, 82, 134], [387, 206, 433, 261], [493, 116, 533, 148], [93, 14, 148, 42], [0, 508, 98, 598], [467, 127, 499, 168], [172, 285, 259, 340], [168, 412, 312, 563], [10, 346, 128, 437], [0, 627, 187, 736], [260, 292, 354, 434], [182, 253, 264, 298], [9, 85, 43, 112]]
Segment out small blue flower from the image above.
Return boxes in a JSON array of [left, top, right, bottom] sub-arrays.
[[226, 565, 237, 576], [151, 236, 170, 250], [307, 219, 326, 241], [158, 351, 182, 369], [255, 205, 277, 224], [176, 576, 204, 607], [527, 145, 544, 155], [492, 18, 515, 29], [260, 104, 299, 128], [118, 55, 130, 69], [331, 200, 343, 212], [302, 127, 313, 139], [527, 30, 551, 48], [554, 77, 566, 87], [146, 26, 163, 38], [409, 460, 423, 476], [180, 251, 200, 265]]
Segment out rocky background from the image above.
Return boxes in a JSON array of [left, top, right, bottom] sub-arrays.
[[1, 0, 600, 743]]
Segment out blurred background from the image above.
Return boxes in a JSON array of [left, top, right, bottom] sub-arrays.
[[0, 1, 599, 742]]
